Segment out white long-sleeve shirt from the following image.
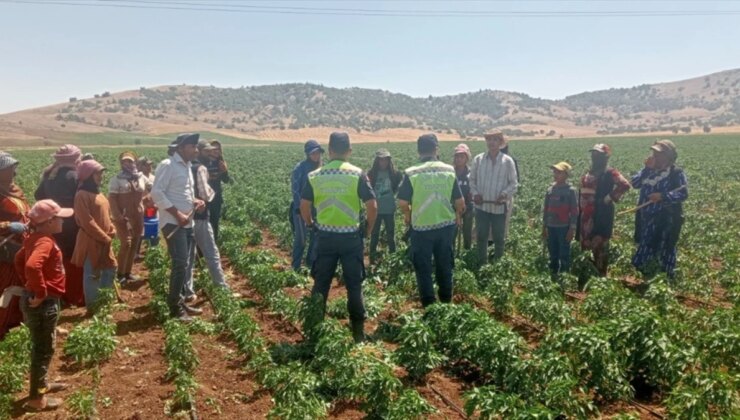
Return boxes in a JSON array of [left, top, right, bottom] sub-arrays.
[[151, 152, 195, 228], [469, 151, 518, 214]]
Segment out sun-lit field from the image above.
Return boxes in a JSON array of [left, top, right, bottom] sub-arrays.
[[3, 134, 739, 419]]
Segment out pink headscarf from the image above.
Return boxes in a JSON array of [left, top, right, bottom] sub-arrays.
[[42, 144, 82, 180], [76, 160, 105, 185]]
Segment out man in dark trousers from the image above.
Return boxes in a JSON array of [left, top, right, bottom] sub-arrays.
[[205, 140, 230, 242], [398, 134, 465, 307], [300, 132, 377, 342]]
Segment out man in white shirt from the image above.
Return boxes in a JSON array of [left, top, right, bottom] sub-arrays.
[[151, 133, 205, 321], [470, 131, 518, 265]]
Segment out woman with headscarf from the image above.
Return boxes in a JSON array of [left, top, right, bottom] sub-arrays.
[[453, 144, 474, 250], [631, 140, 688, 279], [578, 144, 631, 277], [367, 148, 402, 264], [108, 151, 146, 283], [34, 144, 85, 307], [71, 160, 117, 311], [0, 151, 30, 340]]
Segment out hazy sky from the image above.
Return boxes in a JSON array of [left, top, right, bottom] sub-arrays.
[[1, 0, 739, 113]]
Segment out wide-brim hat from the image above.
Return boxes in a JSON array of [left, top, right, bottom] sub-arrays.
[[483, 131, 506, 144]]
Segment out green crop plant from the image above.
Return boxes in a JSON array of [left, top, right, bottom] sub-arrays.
[[392, 311, 445, 381]]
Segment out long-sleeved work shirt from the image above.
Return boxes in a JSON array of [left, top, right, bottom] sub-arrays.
[[151, 152, 195, 228], [469, 151, 518, 214]]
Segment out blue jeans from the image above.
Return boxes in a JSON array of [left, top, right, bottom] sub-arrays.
[[476, 209, 507, 265], [410, 225, 456, 307], [291, 211, 317, 271], [162, 224, 195, 315], [547, 226, 571, 275], [186, 219, 228, 292], [83, 257, 116, 310], [311, 231, 365, 322]]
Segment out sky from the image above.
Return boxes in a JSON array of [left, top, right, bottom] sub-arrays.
[[1, 0, 740, 114]]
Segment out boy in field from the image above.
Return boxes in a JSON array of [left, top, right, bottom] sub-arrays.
[[15, 199, 74, 411], [542, 162, 578, 281]]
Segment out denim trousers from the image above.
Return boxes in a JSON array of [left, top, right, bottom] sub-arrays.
[[547, 226, 571, 274], [311, 231, 365, 322], [20, 292, 60, 398], [186, 219, 228, 293], [82, 257, 116, 310], [291, 211, 317, 271], [163, 224, 195, 315], [410, 225, 456, 307]]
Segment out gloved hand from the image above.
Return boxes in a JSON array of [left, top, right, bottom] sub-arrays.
[[7, 222, 27, 235]]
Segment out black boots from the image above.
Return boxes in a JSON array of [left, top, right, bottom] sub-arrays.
[[351, 319, 366, 343]]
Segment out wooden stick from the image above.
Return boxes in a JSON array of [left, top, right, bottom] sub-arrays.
[[617, 185, 686, 216], [629, 398, 664, 419], [429, 385, 467, 419], [165, 210, 194, 240]]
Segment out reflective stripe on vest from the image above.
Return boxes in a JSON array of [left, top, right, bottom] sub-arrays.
[[308, 160, 362, 233], [406, 161, 457, 231]]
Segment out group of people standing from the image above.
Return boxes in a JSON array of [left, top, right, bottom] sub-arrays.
[[0, 135, 231, 411], [0, 130, 688, 409], [291, 132, 687, 342]]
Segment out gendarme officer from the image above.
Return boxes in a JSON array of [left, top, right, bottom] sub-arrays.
[[300, 132, 377, 342], [398, 134, 465, 307]]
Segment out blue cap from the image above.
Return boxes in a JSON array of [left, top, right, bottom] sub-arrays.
[[304, 139, 324, 155]]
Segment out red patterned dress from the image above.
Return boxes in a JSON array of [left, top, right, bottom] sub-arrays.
[[0, 185, 30, 340]]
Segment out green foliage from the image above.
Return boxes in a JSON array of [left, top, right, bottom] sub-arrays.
[[665, 370, 740, 419], [163, 319, 200, 379], [64, 315, 118, 366], [464, 386, 554, 419], [263, 362, 327, 420], [393, 312, 445, 380], [67, 388, 97, 419]]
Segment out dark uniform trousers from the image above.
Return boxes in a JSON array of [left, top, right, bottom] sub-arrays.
[[311, 230, 366, 322], [410, 224, 456, 307]]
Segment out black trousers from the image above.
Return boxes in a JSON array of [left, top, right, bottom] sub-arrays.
[[311, 231, 366, 322]]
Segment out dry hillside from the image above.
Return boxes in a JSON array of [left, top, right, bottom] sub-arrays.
[[1, 69, 739, 144]]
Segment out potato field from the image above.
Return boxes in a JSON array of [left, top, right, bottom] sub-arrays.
[[2, 134, 739, 419]]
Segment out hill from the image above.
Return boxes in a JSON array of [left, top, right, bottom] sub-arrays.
[[2, 69, 740, 144]]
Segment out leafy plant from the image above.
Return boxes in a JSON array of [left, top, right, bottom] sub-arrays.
[[393, 311, 445, 380]]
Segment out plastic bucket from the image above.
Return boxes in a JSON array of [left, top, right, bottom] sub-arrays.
[[144, 217, 159, 239]]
